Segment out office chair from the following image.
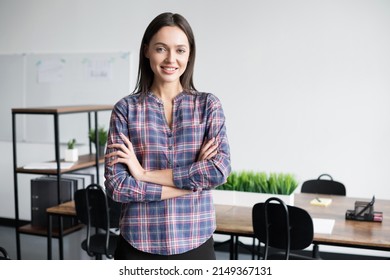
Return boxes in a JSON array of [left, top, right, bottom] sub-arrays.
[[0, 246, 10, 260], [74, 184, 121, 260], [301, 174, 346, 196], [301, 173, 346, 257], [252, 197, 317, 260]]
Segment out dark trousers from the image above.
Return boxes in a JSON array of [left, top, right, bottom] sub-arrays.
[[115, 234, 216, 260]]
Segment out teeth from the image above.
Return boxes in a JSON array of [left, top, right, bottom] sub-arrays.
[[164, 67, 176, 71]]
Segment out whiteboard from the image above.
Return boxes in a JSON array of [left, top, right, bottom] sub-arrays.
[[0, 52, 131, 143], [0, 54, 25, 141]]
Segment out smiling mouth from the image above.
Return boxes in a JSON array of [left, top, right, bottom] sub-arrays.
[[161, 66, 178, 71]]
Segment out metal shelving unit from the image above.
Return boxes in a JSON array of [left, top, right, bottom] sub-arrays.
[[11, 105, 112, 259]]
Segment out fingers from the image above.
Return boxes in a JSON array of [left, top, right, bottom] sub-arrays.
[[202, 144, 218, 160], [106, 155, 126, 166], [205, 148, 218, 159], [105, 149, 128, 160], [198, 137, 218, 161], [201, 137, 215, 151], [105, 149, 127, 166], [107, 133, 132, 153], [105, 133, 133, 166], [107, 143, 130, 155], [119, 133, 134, 153]]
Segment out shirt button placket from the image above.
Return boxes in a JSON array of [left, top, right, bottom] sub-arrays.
[[167, 132, 173, 168]]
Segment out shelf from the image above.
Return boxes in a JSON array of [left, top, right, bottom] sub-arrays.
[[12, 105, 112, 259], [18, 223, 83, 237], [16, 154, 105, 175], [12, 104, 113, 114], [46, 200, 76, 216]]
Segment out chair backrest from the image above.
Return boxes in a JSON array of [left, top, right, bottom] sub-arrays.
[[252, 197, 314, 260], [74, 183, 121, 257], [301, 174, 346, 196], [75, 184, 121, 229], [75, 184, 108, 230]]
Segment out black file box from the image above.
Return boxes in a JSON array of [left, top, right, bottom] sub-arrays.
[[31, 177, 78, 229]]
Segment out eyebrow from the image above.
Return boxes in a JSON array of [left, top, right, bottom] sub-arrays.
[[153, 42, 188, 48]]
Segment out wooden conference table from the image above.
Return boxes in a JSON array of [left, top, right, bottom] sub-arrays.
[[215, 193, 390, 259], [47, 193, 390, 260]]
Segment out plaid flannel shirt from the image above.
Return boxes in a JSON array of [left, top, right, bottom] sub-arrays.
[[104, 91, 231, 255]]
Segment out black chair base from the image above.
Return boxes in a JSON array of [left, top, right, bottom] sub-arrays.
[[0, 247, 11, 260]]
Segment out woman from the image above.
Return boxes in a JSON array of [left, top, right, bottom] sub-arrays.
[[104, 12, 231, 260]]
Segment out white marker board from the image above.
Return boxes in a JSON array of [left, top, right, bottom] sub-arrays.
[[0, 52, 131, 143]]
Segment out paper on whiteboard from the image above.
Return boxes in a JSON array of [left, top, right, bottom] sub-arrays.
[[37, 59, 65, 83], [84, 58, 113, 81]]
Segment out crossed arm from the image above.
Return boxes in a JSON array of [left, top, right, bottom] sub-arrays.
[[105, 133, 218, 200]]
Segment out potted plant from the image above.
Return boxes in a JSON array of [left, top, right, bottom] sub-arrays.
[[213, 171, 299, 206], [88, 126, 108, 156], [64, 138, 78, 162]]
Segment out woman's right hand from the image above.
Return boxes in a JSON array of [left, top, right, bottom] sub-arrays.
[[197, 137, 218, 161], [106, 133, 145, 180]]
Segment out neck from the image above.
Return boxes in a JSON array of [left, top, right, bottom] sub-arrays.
[[151, 82, 183, 101]]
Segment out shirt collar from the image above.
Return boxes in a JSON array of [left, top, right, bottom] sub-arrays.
[[147, 91, 188, 104]]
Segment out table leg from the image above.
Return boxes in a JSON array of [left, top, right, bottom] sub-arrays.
[[312, 243, 320, 259], [234, 236, 239, 260], [228, 235, 234, 260], [47, 214, 52, 260], [59, 216, 64, 260], [252, 238, 256, 260]]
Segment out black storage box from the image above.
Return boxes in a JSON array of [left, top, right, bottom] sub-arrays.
[[31, 176, 79, 229]]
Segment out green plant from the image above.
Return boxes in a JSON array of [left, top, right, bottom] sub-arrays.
[[89, 127, 108, 146], [219, 171, 298, 195], [67, 138, 76, 149]]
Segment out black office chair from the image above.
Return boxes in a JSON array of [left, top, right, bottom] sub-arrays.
[[74, 183, 121, 260], [301, 173, 346, 257], [301, 174, 346, 196], [0, 246, 10, 260], [252, 197, 317, 260]]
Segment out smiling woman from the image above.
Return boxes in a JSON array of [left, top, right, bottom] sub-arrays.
[[145, 26, 190, 88], [144, 25, 191, 127], [104, 12, 231, 260], [134, 12, 197, 97]]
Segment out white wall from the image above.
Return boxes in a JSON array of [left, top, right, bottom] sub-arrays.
[[1, 0, 390, 222]]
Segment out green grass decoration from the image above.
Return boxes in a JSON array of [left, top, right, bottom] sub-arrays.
[[219, 171, 298, 195]]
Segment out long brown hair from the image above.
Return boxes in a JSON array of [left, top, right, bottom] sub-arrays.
[[132, 12, 197, 95]]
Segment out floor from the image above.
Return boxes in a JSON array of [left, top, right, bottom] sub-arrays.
[[1, 225, 389, 260], [0, 225, 250, 260]]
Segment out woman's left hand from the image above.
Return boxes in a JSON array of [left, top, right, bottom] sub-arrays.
[[197, 137, 218, 161], [105, 133, 145, 180]]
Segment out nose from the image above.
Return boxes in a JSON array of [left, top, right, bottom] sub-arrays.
[[165, 50, 176, 63]]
